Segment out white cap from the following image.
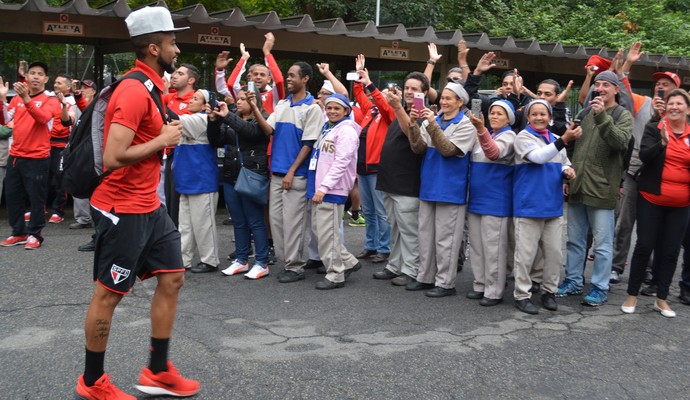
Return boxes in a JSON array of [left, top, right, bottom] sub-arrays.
[[125, 6, 189, 38], [321, 80, 335, 94]]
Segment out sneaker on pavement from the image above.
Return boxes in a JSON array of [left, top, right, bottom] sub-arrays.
[[556, 279, 583, 297], [348, 215, 366, 227], [268, 246, 277, 265], [609, 270, 621, 284], [641, 284, 658, 297], [25, 235, 41, 250], [0, 234, 29, 247], [75, 373, 135, 400], [70, 222, 93, 229], [135, 361, 200, 397], [245, 264, 269, 279], [78, 239, 96, 252], [277, 269, 305, 283], [221, 260, 249, 276], [582, 287, 608, 306], [227, 247, 254, 261], [48, 214, 64, 223]]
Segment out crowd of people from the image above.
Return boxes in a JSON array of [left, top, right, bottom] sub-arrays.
[[1, 5, 689, 399]]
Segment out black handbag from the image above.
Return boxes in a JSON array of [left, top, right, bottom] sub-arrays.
[[233, 133, 269, 205]]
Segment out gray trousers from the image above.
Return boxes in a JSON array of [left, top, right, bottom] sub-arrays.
[[513, 217, 562, 300], [179, 192, 220, 268], [270, 175, 308, 272], [306, 201, 345, 261], [73, 197, 92, 224], [383, 193, 420, 278], [417, 201, 466, 289], [468, 213, 509, 299], [312, 202, 358, 283]]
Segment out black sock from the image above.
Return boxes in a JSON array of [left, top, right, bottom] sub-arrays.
[[149, 337, 170, 374], [84, 348, 105, 386], [268, 238, 274, 247]]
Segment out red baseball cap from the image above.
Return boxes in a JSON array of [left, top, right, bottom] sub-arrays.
[[652, 71, 680, 87], [585, 55, 611, 75]]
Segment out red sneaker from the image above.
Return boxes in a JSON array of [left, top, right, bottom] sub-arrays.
[[48, 214, 64, 223], [135, 361, 200, 397], [0, 235, 29, 247], [24, 235, 41, 250], [75, 373, 135, 400]]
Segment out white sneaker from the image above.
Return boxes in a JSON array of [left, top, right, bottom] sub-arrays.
[[609, 270, 621, 284], [221, 260, 249, 276], [244, 264, 269, 280]]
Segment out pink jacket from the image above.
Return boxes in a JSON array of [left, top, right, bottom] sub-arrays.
[[315, 118, 361, 198]]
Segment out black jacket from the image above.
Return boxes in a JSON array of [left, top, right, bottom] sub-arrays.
[[207, 112, 269, 184], [637, 121, 666, 195]]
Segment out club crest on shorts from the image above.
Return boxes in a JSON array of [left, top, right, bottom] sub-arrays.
[[111, 264, 131, 284]]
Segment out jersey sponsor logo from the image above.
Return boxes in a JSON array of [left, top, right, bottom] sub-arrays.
[[110, 264, 131, 284], [179, 103, 187, 110]]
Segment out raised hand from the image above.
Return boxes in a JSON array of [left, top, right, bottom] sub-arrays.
[[355, 54, 365, 71], [626, 41, 644, 64], [356, 68, 372, 86], [474, 52, 496, 75], [555, 80, 574, 103], [316, 63, 330, 76], [215, 51, 232, 70], [240, 43, 250, 60], [262, 32, 275, 55], [428, 43, 442, 63]]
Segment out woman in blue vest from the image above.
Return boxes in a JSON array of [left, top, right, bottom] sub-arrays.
[[466, 100, 516, 306], [512, 99, 581, 314], [405, 82, 477, 298]]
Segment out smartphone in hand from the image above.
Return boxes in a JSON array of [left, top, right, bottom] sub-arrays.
[[413, 92, 424, 111], [591, 90, 600, 99], [656, 88, 664, 99], [247, 81, 255, 93], [471, 99, 482, 118], [208, 92, 218, 110]]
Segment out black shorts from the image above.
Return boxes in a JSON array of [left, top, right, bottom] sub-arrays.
[[93, 206, 184, 294]]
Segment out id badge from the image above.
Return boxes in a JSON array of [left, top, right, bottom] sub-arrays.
[[309, 157, 317, 170]]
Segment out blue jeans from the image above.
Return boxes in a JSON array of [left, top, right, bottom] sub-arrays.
[[565, 203, 615, 291], [358, 173, 390, 253], [223, 183, 269, 265]]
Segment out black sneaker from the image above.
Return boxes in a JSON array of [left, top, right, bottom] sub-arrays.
[[541, 293, 558, 311], [515, 299, 539, 315], [344, 262, 361, 279], [305, 259, 324, 270], [268, 246, 277, 265], [277, 269, 305, 283], [78, 240, 96, 252], [641, 284, 657, 297], [228, 246, 254, 261], [190, 262, 218, 273]]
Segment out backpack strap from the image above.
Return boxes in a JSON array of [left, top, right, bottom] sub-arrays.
[[119, 71, 168, 124]]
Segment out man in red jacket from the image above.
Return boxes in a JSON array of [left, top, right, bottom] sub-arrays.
[[0, 61, 61, 249]]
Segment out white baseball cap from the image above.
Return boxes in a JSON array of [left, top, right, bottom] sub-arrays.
[[125, 6, 189, 38]]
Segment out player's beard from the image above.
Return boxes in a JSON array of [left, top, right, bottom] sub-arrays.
[[157, 54, 175, 74]]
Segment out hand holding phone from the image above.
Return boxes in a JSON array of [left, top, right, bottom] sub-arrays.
[[656, 88, 665, 99], [591, 90, 600, 99]]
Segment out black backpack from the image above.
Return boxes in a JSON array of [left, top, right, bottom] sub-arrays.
[[60, 72, 167, 199]]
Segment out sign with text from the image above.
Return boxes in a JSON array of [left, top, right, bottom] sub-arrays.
[[43, 21, 84, 36], [492, 58, 510, 69], [380, 47, 409, 60], [198, 34, 231, 46]]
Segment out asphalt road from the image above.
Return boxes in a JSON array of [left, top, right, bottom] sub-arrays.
[[1, 207, 688, 400]]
